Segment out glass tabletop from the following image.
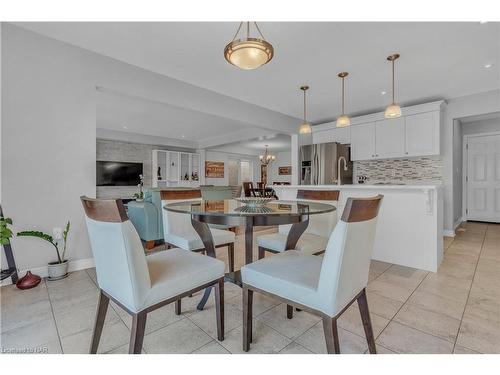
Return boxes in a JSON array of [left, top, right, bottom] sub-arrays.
[[164, 199, 336, 217]]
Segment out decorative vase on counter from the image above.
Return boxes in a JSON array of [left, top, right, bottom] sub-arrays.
[[47, 260, 69, 281], [16, 271, 41, 290]]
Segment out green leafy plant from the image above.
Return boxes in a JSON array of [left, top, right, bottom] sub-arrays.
[[133, 191, 144, 200], [0, 217, 13, 246], [17, 221, 71, 264], [133, 174, 144, 200], [61, 221, 70, 262]]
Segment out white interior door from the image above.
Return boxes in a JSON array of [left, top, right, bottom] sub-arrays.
[[466, 134, 500, 222]]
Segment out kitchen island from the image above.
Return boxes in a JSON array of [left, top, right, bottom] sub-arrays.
[[272, 184, 443, 272]]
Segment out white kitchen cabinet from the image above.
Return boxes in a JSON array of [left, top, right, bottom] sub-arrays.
[[312, 125, 350, 144], [375, 117, 406, 159], [351, 122, 376, 161], [405, 111, 440, 157]]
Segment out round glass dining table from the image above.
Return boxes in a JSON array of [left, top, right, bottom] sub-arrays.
[[164, 199, 336, 310]]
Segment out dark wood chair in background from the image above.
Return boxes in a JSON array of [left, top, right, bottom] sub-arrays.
[[242, 182, 255, 197]]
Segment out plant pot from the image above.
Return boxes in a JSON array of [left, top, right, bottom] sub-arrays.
[[47, 260, 69, 281], [135, 198, 144, 202]]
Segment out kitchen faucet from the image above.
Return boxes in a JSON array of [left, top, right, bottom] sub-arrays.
[[337, 156, 348, 185]]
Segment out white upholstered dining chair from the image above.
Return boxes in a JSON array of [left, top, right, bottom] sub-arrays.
[[81, 196, 225, 354], [241, 195, 383, 354], [256, 189, 339, 259], [161, 189, 236, 273]]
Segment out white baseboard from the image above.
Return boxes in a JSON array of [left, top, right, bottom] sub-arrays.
[[443, 229, 456, 238], [1, 257, 95, 287]]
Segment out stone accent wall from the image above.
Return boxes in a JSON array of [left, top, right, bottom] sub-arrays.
[[353, 156, 443, 184], [96, 139, 193, 198]]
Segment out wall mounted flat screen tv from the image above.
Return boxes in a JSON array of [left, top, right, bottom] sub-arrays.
[[97, 161, 143, 186]]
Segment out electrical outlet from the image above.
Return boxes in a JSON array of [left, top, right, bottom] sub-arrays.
[[53, 227, 63, 240]]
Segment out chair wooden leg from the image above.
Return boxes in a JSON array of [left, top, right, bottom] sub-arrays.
[[129, 311, 147, 354], [175, 299, 182, 315], [228, 243, 235, 273], [242, 287, 253, 351], [287, 304, 294, 319], [214, 278, 225, 341], [90, 290, 109, 354], [357, 288, 377, 354], [322, 316, 340, 354], [258, 246, 265, 260]]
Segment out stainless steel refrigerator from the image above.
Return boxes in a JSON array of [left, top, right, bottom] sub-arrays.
[[299, 142, 353, 185]]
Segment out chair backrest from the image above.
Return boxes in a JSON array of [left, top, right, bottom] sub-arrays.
[[161, 189, 202, 242], [242, 182, 254, 197], [279, 190, 340, 238], [81, 197, 151, 313], [232, 185, 243, 198], [200, 186, 234, 200], [317, 195, 383, 317], [256, 182, 265, 189]]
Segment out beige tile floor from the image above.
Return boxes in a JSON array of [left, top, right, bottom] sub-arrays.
[[1, 222, 499, 354]]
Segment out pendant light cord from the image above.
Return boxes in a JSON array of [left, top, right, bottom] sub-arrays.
[[254, 22, 267, 40], [392, 59, 395, 104], [341, 77, 345, 115], [303, 90, 307, 123], [231, 22, 243, 42]]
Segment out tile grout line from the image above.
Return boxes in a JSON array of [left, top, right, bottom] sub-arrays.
[[85, 269, 150, 354], [451, 224, 487, 353], [44, 279, 65, 354], [373, 268, 430, 350]]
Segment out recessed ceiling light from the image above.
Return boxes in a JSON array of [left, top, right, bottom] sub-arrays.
[[123, 126, 128, 129], [181, 134, 185, 138], [381, 91, 387, 95], [484, 63, 493, 69]]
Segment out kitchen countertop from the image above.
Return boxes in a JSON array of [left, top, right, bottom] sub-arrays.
[[272, 183, 442, 190]]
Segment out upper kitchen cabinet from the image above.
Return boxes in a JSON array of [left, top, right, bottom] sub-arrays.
[[405, 111, 440, 157], [312, 122, 350, 144], [311, 100, 443, 161], [375, 117, 406, 159], [350, 122, 376, 161]]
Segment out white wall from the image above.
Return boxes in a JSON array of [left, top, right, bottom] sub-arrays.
[[1, 24, 284, 274], [462, 117, 500, 135], [446, 90, 500, 233], [268, 151, 292, 184], [204, 150, 260, 186], [2, 24, 97, 271]]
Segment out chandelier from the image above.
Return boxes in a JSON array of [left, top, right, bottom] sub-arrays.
[[224, 22, 274, 70], [259, 145, 276, 165]]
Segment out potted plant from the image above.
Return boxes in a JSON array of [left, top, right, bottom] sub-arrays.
[[17, 221, 71, 280], [0, 216, 13, 246], [133, 174, 145, 202]]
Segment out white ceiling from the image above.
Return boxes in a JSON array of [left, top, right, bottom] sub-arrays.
[[16, 22, 499, 122], [213, 133, 291, 155], [14, 22, 499, 148], [96, 89, 253, 141]]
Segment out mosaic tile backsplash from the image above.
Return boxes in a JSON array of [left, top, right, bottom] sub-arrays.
[[353, 156, 443, 183]]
